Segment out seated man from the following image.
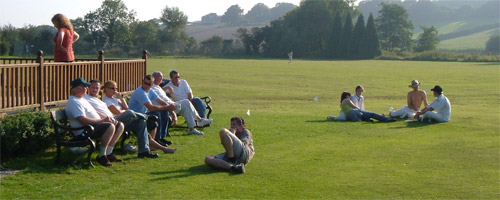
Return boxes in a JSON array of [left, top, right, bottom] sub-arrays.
[[205, 117, 255, 174], [164, 70, 207, 119], [414, 85, 451, 122], [86, 80, 169, 158], [129, 75, 177, 145], [390, 80, 428, 118], [65, 77, 119, 167], [152, 71, 212, 135]]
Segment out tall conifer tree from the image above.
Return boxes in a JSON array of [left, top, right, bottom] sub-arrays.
[[339, 12, 353, 58], [350, 13, 365, 58], [360, 13, 381, 59]]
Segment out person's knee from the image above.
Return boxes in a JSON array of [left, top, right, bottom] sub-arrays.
[[219, 129, 230, 137], [205, 156, 214, 165]]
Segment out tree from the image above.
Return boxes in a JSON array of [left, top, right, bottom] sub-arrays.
[[339, 12, 353, 58], [376, 3, 414, 51], [350, 13, 365, 58], [485, 34, 500, 54], [414, 25, 439, 52], [245, 3, 271, 23], [200, 35, 223, 56], [0, 24, 18, 56], [83, 0, 136, 50], [201, 13, 220, 24], [160, 6, 188, 33], [327, 12, 343, 58], [221, 5, 244, 26], [270, 2, 297, 20], [360, 13, 381, 59], [131, 20, 161, 53]]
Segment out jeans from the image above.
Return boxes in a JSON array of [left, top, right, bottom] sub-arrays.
[[347, 109, 390, 122], [147, 110, 170, 140], [125, 119, 150, 153], [191, 97, 206, 118]]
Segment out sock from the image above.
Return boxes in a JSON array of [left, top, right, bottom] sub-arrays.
[[106, 147, 114, 155], [99, 146, 107, 157]]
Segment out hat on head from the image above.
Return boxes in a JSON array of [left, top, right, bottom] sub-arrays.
[[70, 77, 91, 89], [430, 85, 443, 94], [408, 80, 420, 88]]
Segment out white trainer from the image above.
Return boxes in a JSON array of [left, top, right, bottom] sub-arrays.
[[197, 118, 213, 127], [188, 129, 204, 135], [123, 142, 138, 153]]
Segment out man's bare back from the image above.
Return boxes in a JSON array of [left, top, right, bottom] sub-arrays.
[[407, 90, 428, 111]]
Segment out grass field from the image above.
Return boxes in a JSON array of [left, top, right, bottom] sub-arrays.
[[1, 58, 499, 199], [438, 28, 500, 51]]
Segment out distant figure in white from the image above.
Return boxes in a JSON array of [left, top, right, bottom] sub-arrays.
[[288, 51, 293, 63], [414, 85, 451, 122]]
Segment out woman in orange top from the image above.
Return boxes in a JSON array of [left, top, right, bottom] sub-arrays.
[[51, 14, 79, 62]]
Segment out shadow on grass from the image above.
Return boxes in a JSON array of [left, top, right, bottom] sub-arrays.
[[149, 164, 225, 181], [390, 121, 437, 129]]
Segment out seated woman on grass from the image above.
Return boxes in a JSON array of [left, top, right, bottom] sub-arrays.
[[340, 91, 395, 122]]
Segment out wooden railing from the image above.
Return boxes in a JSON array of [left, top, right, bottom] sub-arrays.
[[0, 50, 149, 114]]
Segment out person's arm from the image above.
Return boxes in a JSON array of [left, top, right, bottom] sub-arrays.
[[163, 86, 173, 95], [116, 94, 128, 110], [73, 31, 80, 43], [169, 111, 178, 126], [422, 91, 429, 107], [187, 93, 193, 101], [55, 31, 67, 53], [108, 105, 124, 116], [76, 115, 113, 126], [343, 98, 360, 110], [414, 106, 434, 119], [143, 101, 176, 112]]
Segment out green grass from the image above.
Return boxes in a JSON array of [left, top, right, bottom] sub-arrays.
[[1, 58, 499, 199], [438, 28, 500, 51], [437, 21, 467, 35]]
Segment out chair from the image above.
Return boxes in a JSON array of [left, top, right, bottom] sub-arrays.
[[50, 110, 97, 168]]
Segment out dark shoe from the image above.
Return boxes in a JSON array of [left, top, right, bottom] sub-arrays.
[[159, 138, 173, 145], [386, 118, 396, 122], [96, 155, 112, 167], [231, 164, 245, 174], [138, 151, 159, 159], [106, 153, 123, 162], [155, 139, 168, 147]]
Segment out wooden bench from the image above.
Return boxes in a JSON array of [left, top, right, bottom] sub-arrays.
[[50, 109, 97, 168], [160, 78, 213, 121]]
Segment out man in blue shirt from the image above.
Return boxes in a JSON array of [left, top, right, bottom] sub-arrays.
[[129, 75, 177, 146]]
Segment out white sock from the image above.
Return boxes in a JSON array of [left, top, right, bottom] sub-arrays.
[[106, 147, 114, 155], [99, 146, 107, 157]]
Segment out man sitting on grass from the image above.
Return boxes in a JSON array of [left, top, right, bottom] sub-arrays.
[[390, 80, 428, 118], [205, 117, 254, 174], [414, 85, 451, 122]]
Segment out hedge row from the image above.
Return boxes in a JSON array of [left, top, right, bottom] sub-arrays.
[[0, 111, 54, 162]]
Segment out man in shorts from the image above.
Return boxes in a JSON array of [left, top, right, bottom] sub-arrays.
[[204, 117, 254, 174], [65, 77, 120, 167]]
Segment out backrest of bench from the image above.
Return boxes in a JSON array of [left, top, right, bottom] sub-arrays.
[[51, 109, 67, 121]]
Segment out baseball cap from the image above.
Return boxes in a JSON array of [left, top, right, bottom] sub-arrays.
[[70, 77, 91, 89], [430, 85, 443, 94]]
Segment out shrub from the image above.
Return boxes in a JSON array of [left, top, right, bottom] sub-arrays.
[[0, 111, 54, 161]]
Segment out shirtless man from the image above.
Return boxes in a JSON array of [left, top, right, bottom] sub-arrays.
[[390, 80, 428, 118]]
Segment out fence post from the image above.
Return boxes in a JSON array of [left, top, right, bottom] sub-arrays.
[[36, 50, 45, 111], [142, 50, 148, 77], [98, 50, 104, 83]]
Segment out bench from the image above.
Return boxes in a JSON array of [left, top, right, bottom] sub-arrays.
[[50, 109, 97, 168]]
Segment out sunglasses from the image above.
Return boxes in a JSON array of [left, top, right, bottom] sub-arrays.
[[143, 81, 152, 86], [108, 87, 118, 90]]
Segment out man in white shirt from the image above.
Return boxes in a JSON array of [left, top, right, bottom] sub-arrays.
[[414, 85, 451, 122], [86, 80, 162, 158], [351, 85, 365, 110], [152, 72, 212, 135], [164, 70, 207, 118], [65, 78, 120, 167]]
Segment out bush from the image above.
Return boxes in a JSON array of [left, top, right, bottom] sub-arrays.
[[0, 111, 54, 161], [377, 50, 500, 62]]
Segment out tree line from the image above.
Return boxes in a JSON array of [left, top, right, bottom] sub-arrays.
[[199, 3, 297, 26]]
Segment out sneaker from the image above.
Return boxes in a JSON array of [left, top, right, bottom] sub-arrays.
[[138, 151, 159, 159], [327, 116, 336, 120], [123, 142, 138, 153], [159, 138, 173, 145], [231, 164, 245, 174], [96, 155, 112, 167], [106, 153, 123, 162], [70, 147, 88, 154], [197, 118, 213, 127], [188, 129, 204, 135]]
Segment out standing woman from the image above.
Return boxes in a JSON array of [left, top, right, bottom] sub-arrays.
[[52, 14, 79, 62]]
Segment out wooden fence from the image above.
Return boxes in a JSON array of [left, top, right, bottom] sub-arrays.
[[0, 50, 149, 114]]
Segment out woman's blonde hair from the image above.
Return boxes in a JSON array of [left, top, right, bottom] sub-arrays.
[[103, 80, 118, 90], [51, 14, 73, 31]]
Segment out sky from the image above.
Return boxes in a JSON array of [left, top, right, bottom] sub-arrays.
[[0, 0, 301, 28]]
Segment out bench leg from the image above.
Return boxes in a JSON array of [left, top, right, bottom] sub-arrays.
[[87, 139, 96, 168]]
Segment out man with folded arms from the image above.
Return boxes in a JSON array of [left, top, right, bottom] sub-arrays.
[[414, 85, 451, 122], [65, 77, 121, 167], [152, 71, 212, 135]]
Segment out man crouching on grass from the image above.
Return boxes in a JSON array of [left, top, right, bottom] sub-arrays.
[[205, 117, 254, 174]]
